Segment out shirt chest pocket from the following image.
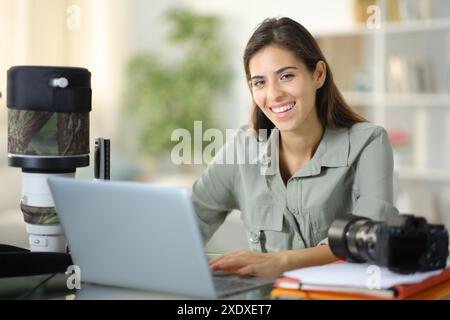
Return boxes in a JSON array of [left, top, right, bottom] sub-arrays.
[[243, 203, 285, 252], [304, 205, 336, 247]]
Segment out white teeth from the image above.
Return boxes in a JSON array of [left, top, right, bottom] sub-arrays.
[[271, 102, 295, 114]]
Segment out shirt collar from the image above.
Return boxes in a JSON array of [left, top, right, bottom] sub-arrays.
[[319, 127, 350, 168], [257, 127, 350, 178]]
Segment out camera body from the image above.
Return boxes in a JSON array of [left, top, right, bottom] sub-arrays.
[[328, 214, 449, 274]]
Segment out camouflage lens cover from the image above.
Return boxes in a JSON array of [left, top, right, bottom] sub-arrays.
[[8, 109, 89, 156], [20, 200, 60, 225]]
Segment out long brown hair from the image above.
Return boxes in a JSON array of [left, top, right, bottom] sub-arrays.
[[244, 17, 366, 135]]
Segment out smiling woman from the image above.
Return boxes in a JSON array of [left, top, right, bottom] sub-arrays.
[[191, 17, 399, 278], [249, 49, 322, 132], [244, 18, 366, 137]]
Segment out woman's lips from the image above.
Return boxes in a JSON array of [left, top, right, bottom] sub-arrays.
[[269, 101, 296, 119]]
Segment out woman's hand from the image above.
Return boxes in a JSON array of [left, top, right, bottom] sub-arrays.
[[209, 246, 338, 278], [208, 249, 289, 277]]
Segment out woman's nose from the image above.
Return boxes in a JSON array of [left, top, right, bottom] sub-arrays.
[[266, 81, 283, 103]]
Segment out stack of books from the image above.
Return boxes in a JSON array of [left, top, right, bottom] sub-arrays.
[[271, 261, 450, 300]]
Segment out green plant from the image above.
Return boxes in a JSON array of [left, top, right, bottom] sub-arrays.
[[125, 8, 231, 157]]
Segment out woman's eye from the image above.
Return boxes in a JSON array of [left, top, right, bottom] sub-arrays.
[[253, 80, 265, 88], [281, 74, 294, 81]]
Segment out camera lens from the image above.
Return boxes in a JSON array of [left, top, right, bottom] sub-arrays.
[[328, 215, 369, 262], [329, 214, 386, 264], [346, 218, 381, 263], [6, 66, 92, 253]]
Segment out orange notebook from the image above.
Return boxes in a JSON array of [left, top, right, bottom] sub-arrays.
[[272, 266, 450, 300]]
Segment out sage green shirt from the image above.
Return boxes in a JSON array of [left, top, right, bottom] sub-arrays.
[[191, 122, 399, 252]]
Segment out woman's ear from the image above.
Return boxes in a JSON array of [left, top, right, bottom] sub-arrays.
[[314, 61, 326, 89]]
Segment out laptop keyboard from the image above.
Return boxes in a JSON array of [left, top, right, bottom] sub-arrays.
[[213, 276, 272, 297]]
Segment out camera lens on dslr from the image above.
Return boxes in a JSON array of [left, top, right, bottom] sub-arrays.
[[328, 215, 374, 263]]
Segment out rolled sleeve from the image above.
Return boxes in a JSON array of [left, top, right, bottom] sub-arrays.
[[353, 127, 399, 221], [317, 238, 329, 246], [353, 196, 399, 221]]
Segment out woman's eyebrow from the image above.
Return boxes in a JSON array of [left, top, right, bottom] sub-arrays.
[[250, 66, 298, 81], [275, 66, 298, 74]]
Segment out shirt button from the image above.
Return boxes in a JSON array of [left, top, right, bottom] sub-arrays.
[[261, 156, 271, 166], [291, 208, 299, 215]]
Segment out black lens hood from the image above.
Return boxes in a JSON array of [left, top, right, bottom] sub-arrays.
[[7, 66, 91, 113]]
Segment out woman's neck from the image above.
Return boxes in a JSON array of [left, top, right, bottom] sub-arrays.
[[280, 116, 324, 161]]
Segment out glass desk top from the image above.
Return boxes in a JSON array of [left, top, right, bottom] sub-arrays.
[[0, 273, 274, 300]]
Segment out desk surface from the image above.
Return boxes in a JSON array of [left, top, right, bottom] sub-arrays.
[[3, 273, 450, 300], [0, 273, 273, 300]]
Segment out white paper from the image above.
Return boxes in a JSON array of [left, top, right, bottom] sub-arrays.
[[284, 262, 449, 289]]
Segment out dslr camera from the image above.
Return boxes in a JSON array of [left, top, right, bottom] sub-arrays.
[[328, 214, 449, 274]]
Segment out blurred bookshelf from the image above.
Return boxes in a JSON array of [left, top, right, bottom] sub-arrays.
[[314, 17, 450, 37], [314, 0, 450, 183], [313, 0, 450, 222], [343, 91, 450, 108]]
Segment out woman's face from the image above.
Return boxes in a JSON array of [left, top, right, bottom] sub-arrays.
[[249, 44, 325, 133]]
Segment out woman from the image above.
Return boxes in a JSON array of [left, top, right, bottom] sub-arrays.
[[191, 17, 398, 277]]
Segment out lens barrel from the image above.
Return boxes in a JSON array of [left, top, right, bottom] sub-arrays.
[[6, 66, 92, 252], [328, 215, 370, 262]]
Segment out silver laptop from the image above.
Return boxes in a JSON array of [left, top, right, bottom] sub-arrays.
[[47, 177, 274, 298]]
